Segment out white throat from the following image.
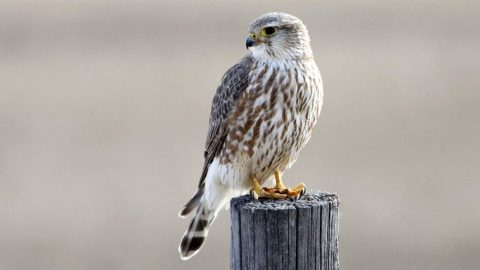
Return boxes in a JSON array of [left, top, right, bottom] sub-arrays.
[[248, 44, 313, 68]]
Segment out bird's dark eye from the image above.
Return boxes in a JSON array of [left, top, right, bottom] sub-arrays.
[[262, 27, 276, 36]]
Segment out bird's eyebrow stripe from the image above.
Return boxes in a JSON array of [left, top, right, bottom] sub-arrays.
[[251, 18, 280, 29]]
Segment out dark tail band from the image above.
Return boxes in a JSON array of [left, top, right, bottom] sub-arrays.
[[179, 205, 213, 260]]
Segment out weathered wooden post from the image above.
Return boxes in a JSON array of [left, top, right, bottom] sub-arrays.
[[230, 191, 339, 270]]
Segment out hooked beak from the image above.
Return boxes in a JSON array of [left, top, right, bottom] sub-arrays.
[[246, 35, 257, 49]]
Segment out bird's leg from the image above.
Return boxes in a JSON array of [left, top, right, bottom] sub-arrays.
[[274, 170, 286, 190], [251, 176, 287, 200]]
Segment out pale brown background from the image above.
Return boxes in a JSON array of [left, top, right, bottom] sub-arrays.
[[1, 1, 479, 269]]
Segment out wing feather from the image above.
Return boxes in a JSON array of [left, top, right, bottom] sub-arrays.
[[180, 56, 253, 217], [199, 56, 253, 187]]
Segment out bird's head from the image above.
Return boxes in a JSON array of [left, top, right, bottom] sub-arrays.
[[246, 12, 312, 61]]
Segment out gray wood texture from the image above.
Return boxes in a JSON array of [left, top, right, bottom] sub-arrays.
[[230, 191, 339, 270]]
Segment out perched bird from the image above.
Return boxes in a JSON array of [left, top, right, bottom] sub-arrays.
[[179, 12, 323, 260]]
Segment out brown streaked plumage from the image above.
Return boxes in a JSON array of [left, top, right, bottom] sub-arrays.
[[179, 12, 323, 260]]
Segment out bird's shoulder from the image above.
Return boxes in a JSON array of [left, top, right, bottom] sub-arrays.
[[213, 56, 254, 106], [206, 56, 254, 142]]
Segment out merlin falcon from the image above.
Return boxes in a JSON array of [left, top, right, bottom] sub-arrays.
[[179, 12, 323, 260]]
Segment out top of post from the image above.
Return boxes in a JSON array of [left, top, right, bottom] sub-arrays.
[[231, 191, 339, 210]]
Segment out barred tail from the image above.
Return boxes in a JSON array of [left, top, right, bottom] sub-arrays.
[[179, 204, 215, 260]]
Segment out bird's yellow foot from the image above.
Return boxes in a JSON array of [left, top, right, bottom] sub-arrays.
[[250, 171, 306, 200], [251, 176, 288, 199]]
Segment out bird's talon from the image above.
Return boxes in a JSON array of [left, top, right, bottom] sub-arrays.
[[285, 182, 306, 199], [251, 173, 306, 200], [300, 187, 306, 198]]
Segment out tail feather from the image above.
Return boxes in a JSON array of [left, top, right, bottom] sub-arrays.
[[179, 204, 215, 260], [179, 187, 204, 218], [179, 165, 235, 260]]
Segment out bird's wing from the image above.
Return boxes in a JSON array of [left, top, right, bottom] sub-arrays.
[[179, 56, 253, 217], [199, 56, 253, 187]]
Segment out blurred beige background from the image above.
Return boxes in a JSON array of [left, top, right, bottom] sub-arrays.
[[1, 0, 479, 269]]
